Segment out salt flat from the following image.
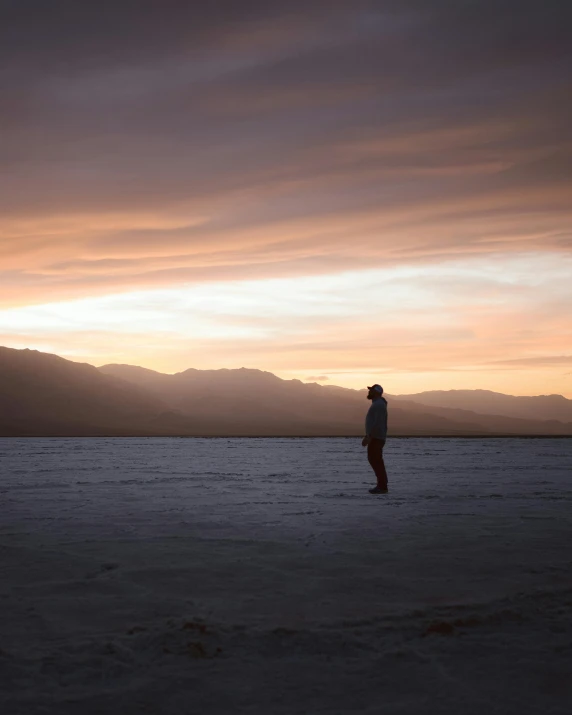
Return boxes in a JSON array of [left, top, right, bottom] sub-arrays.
[[1, 437, 571, 714]]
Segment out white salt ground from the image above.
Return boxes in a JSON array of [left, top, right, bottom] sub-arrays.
[[0, 437, 571, 715]]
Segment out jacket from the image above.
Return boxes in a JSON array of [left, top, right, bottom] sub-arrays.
[[365, 397, 388, 440]]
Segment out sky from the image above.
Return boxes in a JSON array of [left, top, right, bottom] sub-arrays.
[[1, 0, 571, 396]]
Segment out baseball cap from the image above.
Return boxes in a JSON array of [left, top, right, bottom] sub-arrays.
[[367, 384, 383, 394]]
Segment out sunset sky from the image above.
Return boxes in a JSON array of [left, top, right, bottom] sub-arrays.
[[2, 1, 571, 396]]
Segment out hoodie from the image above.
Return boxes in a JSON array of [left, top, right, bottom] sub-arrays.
[[365, 397, 388, 440]]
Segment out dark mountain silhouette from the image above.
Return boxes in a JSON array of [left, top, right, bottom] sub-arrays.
[[98, 363, 572, 436], [0, 347, 170, 436], [394, 389, 572, 423], [1, 346, 571, 436]]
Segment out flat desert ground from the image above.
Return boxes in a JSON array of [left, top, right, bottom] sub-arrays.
[[1, 437, 571, 714]]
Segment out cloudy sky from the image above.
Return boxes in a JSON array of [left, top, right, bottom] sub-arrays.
[[1, 0, 571, 395]]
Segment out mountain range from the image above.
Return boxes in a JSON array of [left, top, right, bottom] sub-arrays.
[[1, 346, 571, 437]]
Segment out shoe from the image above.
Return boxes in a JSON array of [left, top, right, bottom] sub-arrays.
[[369, 486, 388, 494]]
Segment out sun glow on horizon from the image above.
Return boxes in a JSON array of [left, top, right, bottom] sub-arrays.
[[1, 253, 571, 397]]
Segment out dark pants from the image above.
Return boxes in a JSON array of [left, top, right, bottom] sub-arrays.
[[367, 438, 388, 489]]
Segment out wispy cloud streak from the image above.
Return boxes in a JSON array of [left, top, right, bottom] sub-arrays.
[[1, 1, 571, 394]]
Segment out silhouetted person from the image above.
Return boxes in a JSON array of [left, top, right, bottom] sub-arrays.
[[362, 384, 389, 494]]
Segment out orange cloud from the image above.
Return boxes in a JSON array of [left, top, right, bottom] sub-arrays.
[[2, 1, 571, 396]]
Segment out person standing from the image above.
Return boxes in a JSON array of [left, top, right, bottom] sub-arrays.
[[362, 384, 389, 494]]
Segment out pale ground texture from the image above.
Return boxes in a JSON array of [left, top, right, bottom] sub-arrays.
[[1, 437, 571, 715]]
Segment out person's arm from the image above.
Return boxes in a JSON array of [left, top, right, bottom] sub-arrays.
[[363, 405, 374, 446]]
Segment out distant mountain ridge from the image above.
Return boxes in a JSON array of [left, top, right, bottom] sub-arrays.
[[394, 389, 572, 423], [1, 346, 571, 436]]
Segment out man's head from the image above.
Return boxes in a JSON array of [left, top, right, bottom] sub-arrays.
[[367, 384, 383, 400]]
